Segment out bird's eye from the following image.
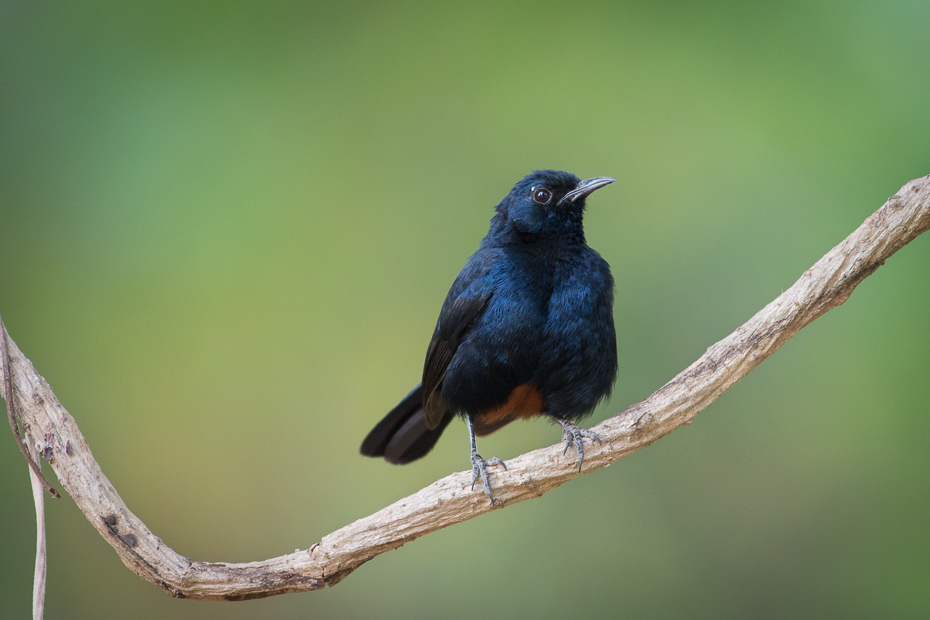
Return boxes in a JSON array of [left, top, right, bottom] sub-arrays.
[[532, 188, 553, 205]]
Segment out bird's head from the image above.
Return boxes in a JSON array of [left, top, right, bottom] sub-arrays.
[[496, 170, 615, 238]]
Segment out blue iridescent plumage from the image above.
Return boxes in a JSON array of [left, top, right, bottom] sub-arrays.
[[361, 170, 618, 503]]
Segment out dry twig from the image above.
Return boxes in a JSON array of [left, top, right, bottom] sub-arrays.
[[1, 175, 928, 601], [27, 436, 48, 620]]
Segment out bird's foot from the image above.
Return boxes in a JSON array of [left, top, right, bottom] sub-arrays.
[[552, 418, 602, 472], [470, 452, 507, 505]]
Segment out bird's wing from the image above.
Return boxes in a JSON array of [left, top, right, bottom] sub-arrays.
[[421, 255, 497, 430]]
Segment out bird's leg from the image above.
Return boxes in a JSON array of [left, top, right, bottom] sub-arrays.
[[550, 416, 602, 472], [467, 416, 507, 505]]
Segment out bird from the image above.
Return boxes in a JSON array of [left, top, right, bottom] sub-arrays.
[[360, 170, 618, 505]]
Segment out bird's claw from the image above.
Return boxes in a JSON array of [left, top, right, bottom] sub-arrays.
[[470, 453, 507, 505], [556, 420, 601, 472]]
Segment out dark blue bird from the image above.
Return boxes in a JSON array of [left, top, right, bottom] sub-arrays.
[[361, 170, 618, 504]]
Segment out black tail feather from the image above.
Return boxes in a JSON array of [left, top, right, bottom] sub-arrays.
[[361, 384, 452, 464]]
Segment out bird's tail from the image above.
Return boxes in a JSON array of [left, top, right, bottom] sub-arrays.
[[360, 384, 452, 464]]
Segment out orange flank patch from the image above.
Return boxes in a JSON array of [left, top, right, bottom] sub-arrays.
[[479, 383, 546, 424]]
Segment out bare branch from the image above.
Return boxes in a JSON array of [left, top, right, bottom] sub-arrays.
[[2, 313, 52, 617], [1, 315, 58, 498], [2, 175, 928, 601]]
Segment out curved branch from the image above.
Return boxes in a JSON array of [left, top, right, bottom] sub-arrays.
[[2, 175, 928, 601]]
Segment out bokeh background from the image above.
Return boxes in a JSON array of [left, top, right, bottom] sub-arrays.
[[2, 1, 929, 618]]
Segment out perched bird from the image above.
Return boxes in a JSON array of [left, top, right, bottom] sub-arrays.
[[361, 170, 618, 504]]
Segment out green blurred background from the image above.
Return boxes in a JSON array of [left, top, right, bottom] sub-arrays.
[[2, 1, 929, 618]]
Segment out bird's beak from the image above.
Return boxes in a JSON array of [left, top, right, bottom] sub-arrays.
[[558, 176, 616, 206]]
